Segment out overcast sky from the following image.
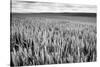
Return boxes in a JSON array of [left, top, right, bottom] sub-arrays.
[[12, 0, 97, 5], [11, 0, 97, 13]]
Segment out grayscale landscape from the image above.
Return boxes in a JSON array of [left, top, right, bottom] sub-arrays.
[[10, 0, 97, 66]]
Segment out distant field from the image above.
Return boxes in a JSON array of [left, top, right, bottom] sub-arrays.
[[11, 13, 96, 24], [10, 13, 97, 66]]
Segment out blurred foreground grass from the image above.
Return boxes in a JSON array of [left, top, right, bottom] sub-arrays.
[[10, 16, 97, 66]]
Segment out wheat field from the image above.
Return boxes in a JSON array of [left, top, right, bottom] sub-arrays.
[[10, 14, 97, 66]]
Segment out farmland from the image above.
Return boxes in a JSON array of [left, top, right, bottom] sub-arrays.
[[10, 13, 97, 66]]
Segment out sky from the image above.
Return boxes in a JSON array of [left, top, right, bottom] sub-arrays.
[[12, 0, 97, 5], [11, 0, 97, 13]]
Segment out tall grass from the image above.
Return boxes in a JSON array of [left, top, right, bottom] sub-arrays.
[[10, 16, 97, 66]]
